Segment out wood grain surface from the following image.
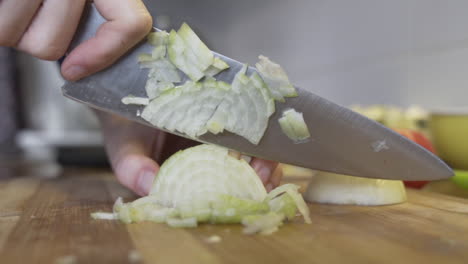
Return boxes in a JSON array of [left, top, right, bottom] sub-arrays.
[[0, 168, 467, 264]]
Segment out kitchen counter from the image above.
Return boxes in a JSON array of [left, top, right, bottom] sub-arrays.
[[1, 166, 468, 264]]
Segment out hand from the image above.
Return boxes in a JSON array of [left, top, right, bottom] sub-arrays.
[[96, 111, 283, 196], [0, 0, 152, 81]]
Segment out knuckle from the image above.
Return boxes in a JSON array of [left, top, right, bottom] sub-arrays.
[[0, 35, 17, 47], [126, 14, 153, 37], [24, 43, 67, 61]]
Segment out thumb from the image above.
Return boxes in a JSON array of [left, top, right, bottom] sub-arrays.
[[97, 111, 161, 196]]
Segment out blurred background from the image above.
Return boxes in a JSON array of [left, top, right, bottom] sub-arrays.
[[1, 0, 467, 192]]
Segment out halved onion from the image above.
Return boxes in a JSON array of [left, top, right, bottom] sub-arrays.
[[304, 171, 407, 206], [91, 144, 311, 234], [150, 144, 267, 205]]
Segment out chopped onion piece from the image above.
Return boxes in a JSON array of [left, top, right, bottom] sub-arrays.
[[205, 235, 222, 243], [286, 188, 312, 224], [168, 23, 214, 81], [242, 212, 285, 235], [147, 31, 169, 46], [145, 79, 175, 99], [91, 212, 118, 220], [278, 109, 310, 143], [166, 217, 198, 228], [304, 171, 407, 205], [205, 57, 230, 77], [121, 95, 149, 106], [138, 53, 154, 63], [210, 194, 269, 223], [206, 66, 275, 144], [255, 55, 297, 101], [143, 59, 181, 83], [268, 193, 297, 220], [141, 81, 227, 138], [151, 45, 167, 60]]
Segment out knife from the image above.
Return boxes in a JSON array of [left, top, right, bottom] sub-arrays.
[[61, 4, 453, 181]]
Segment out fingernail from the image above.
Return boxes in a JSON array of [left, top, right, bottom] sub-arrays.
[[136, 170, 155, 196], [266, 183, 274, 192], [64, 65, 87, 81], [258, 167, 272, 184]]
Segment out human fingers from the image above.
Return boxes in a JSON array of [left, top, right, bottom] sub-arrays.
[[61, 0, 152, 81]]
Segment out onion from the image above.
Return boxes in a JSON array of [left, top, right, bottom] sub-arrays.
[[121, 95, 149, 106], [278, 109, 310, 143], [91, 144, 311, 234], [304, 171, 407, 206], [255, 55, 297, 102]]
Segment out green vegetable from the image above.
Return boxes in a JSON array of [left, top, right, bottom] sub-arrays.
[[278, 109, 311, 143], [452, 170, 468, 189]]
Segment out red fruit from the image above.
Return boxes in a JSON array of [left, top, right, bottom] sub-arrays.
[[393, 128, 436, 189]]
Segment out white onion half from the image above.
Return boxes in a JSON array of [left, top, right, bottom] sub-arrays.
[[304, 171, 407, 206]]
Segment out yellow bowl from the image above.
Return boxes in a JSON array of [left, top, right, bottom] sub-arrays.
[[430, 108, 468, 170]]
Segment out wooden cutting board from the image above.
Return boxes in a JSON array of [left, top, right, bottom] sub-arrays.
[[0, 168, 467, 264]]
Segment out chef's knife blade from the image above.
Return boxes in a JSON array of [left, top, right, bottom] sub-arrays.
[[61, 4, 453, 181]]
